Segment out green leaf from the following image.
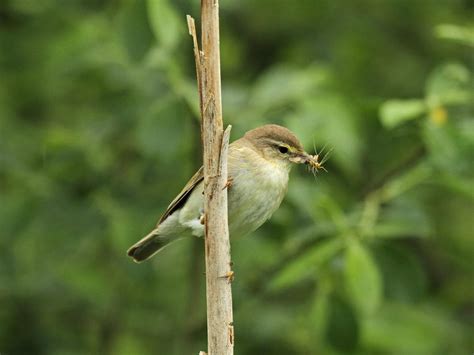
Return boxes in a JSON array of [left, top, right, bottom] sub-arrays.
[[117, 1, 154, 62], [345, 240, 382, 316], [373, 196, 432, 239], [423, 118, 474, 177], [361, 303, 466, 355], [380, 162, 432, 202], [311, 290, 329, 338], [436, 174, 474, 200], [288, 93, 363, 176], [325, 296, 359, 352], [250, 65, 328, 111], [147, 0, 182, 51], [435, 24, 474, 47], [269, 238, 343, 291], [135, 95, 189, 160], [425, 63, 472, 106], [379, 99, 426, 128], [111, 333, 150, 355], [310, 279, 332, 342], [374, 245, 427, 302]]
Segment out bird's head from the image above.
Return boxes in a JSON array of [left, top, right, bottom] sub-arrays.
[[244, 124, 327, 173]]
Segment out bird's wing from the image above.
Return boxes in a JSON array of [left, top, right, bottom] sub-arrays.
[[158, 166, 204, 225]]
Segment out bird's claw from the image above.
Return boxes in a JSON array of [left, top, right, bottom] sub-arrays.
[[219, 270, 234, 284], [223, 177, 234, 190]]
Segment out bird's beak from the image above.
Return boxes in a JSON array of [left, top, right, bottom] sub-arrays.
[[289, 151, 327, 172]]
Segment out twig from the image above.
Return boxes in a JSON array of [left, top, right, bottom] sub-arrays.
[[186, 15, 204, 115], [187, 1, 234, 353]]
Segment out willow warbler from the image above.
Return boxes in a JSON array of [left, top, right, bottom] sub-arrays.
[[127, 124, 324, 262]]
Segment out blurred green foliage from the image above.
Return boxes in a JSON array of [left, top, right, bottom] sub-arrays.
[[0, 0, 473, 354]]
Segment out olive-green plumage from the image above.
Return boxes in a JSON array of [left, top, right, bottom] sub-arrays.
[[127, 124, 319, 262]]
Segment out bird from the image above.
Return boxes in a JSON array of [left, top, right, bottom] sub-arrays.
[[127, 124, 325, 262]]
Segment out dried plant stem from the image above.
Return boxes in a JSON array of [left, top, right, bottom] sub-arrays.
[[187, 2, 234, 354]]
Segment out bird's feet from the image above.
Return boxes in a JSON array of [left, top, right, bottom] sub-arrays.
[[223, 176, 234, 190], [219, 270, 235, 284]]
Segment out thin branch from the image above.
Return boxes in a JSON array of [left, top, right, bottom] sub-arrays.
[[187, 0, 234, 353], [186, 15, 204, 115]]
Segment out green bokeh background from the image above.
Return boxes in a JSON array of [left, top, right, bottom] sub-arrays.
[[1, 0, 473, 354]]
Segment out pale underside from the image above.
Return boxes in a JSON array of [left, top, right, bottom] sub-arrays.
[[157, 143, 291, 240]]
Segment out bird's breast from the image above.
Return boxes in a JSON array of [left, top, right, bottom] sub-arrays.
[[227, 147, 290, 237]]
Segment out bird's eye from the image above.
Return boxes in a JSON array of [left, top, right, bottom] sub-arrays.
[[278, 146, 289, 154]]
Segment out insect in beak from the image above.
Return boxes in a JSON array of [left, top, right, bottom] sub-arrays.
[[306, 154, 327, 173], [289, 147, 331, 176], [303, 147, 332, 176]]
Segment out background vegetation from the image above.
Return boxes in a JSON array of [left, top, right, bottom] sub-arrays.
[[0, 0, 473, 354]]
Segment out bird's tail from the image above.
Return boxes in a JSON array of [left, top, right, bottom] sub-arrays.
[[127, 229, 171, 262]]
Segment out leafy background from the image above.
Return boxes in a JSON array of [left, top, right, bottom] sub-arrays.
[[0, 0, 473, 354]]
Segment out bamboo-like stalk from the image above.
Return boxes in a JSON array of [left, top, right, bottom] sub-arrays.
[[187, 1, 234, 353]]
